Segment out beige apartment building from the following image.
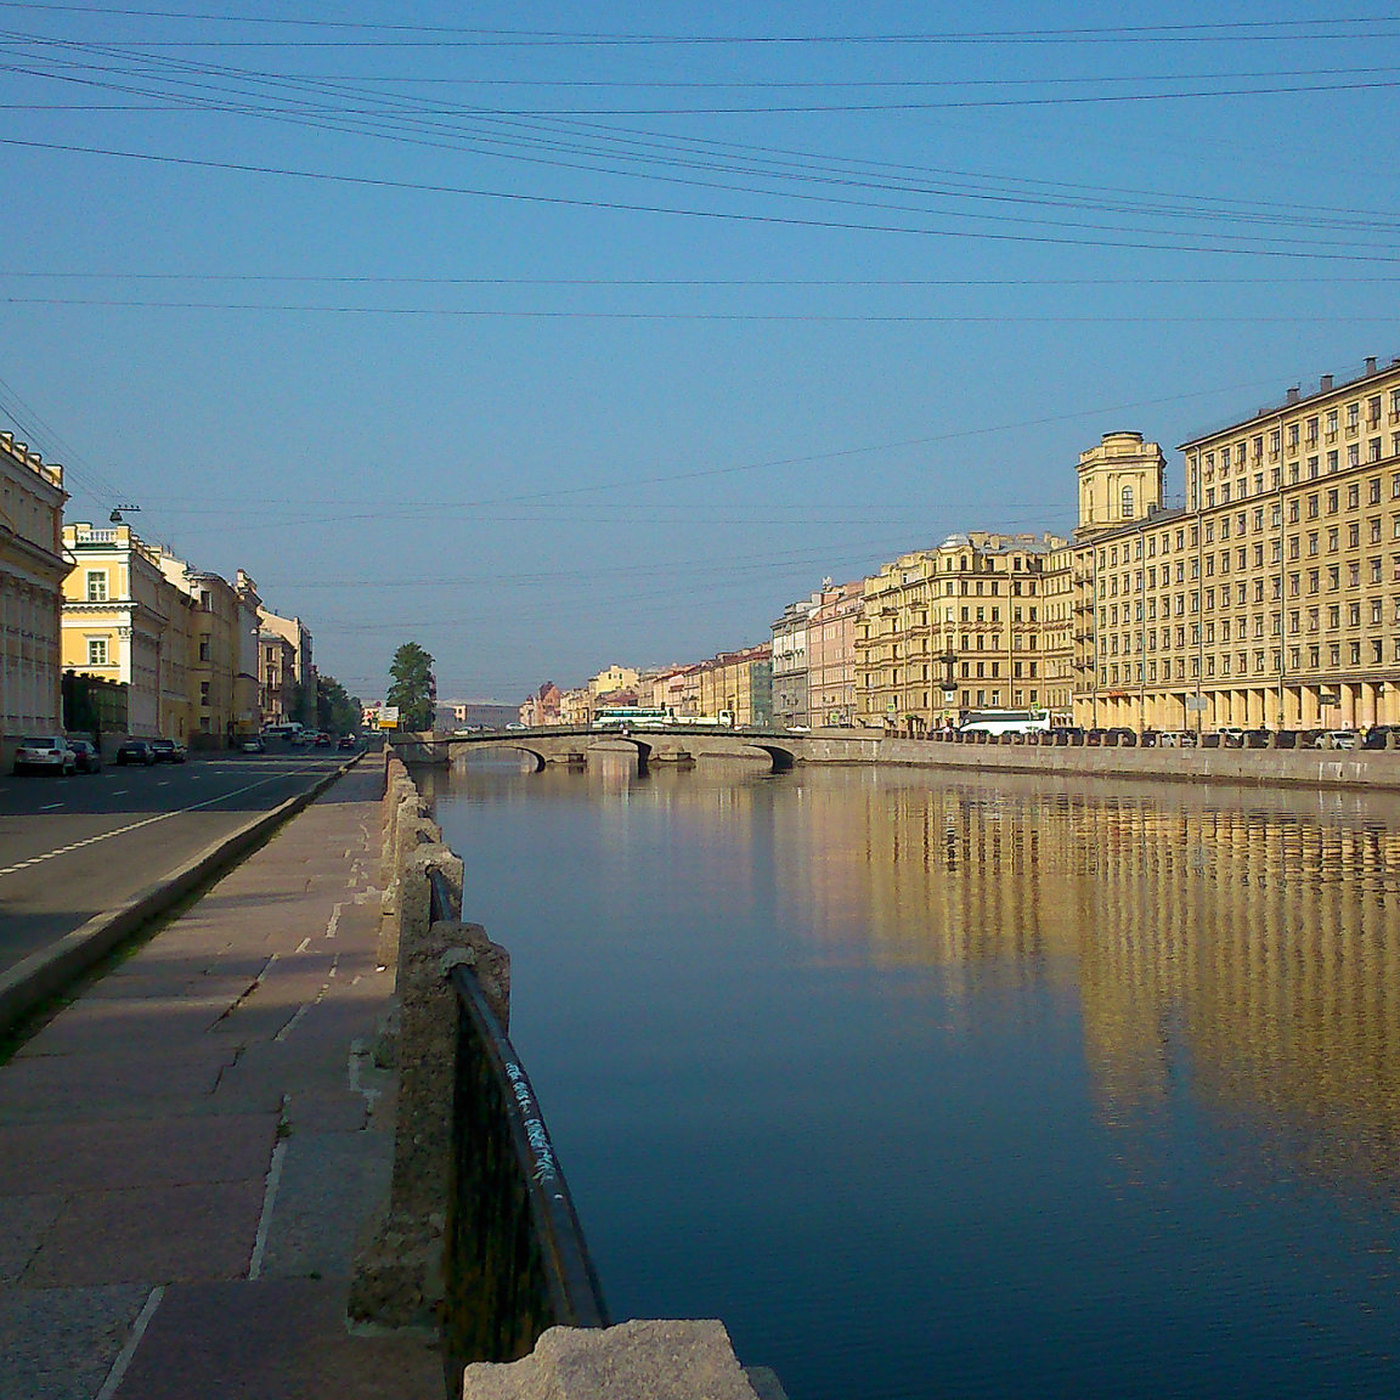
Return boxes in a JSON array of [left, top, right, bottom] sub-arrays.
[[697, 644, 772, 726], [1070, 358, 1400, 732], [1, 432, 68, 735], [855, 532, 1064, 734], [257, 606, 314, 726]]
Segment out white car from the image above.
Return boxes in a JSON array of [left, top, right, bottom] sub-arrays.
[[13, 735, 77, 775], [1314, 729, 1358, 750]]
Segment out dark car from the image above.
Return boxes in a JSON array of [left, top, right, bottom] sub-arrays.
[[337, 734, 357, 750], [69, 738, 102, 773], [314, 732, 332, 749], [1105, 727, 1137, 746], [116, 738, 156, 766], [150, 737, 187, 763], [1362, 725, 1398, 750]]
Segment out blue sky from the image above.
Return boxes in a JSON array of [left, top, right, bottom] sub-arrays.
[[3, 2, 1398, 702]]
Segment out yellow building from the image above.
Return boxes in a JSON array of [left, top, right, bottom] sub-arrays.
[[61, 523, 197, 739], [855, 532, 1065, 734], [587, 664, 639, 697], [1, 431, 68, 735], [696, 644, 772, 726], [1069, 359, 1400, 732]]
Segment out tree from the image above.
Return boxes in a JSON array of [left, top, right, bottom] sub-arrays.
[[386, 642, 437, 732], [316, 673, 362, 735]]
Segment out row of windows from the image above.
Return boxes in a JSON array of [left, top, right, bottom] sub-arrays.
[[867, 658, 1043, 686]]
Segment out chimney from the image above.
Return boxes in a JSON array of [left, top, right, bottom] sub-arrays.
[[1320, 374, 1333, 392], [1286, 386, 1300, 404], [1366, 356, 1378, 374]]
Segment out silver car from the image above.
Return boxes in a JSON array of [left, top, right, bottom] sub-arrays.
[[13, 735, 77, 775]]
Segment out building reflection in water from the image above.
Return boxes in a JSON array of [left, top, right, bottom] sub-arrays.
[[776, 768, 1400, 1197], [444, 753, 1400, 1197]]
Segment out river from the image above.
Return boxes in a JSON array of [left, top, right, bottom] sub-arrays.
[[428, 753, 1400, 1400]]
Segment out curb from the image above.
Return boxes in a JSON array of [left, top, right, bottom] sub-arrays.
[[0, 754, 364, 1038]]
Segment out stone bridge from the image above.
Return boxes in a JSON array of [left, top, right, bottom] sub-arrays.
[[387, 726, 885, 774]]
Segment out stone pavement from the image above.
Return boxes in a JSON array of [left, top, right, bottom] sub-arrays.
[[0, 761, 443, 1400]]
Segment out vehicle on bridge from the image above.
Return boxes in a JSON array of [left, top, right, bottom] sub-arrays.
[[958, 707, 1051, 737], [591, 706, 736, 731]]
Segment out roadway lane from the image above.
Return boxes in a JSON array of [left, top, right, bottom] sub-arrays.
[[0, 748, 353, 980]]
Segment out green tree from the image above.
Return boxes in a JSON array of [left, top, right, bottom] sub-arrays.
[[316, 673, 362, 735], [386, 642, 437, 731]]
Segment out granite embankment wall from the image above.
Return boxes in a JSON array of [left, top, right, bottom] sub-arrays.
[[834, 735, 1399, 791]]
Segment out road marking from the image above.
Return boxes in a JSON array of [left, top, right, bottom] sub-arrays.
[[248, 1102, 290, 1282], [95, 1285, 165, 1400], [40, 802, 63, 811], [0, 770, 311, 880]]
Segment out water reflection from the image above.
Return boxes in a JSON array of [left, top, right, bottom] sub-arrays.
[[433, 756, 1400, 1399]]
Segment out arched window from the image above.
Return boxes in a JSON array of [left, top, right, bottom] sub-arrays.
[[1122, 484, 1135, 518]]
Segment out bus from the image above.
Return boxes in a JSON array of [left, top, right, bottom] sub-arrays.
[[592, 706, 671, 731], [957, 708, 1050, 736]]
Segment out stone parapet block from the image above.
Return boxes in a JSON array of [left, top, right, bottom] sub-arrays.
[[460, 1320, 779, 1400]]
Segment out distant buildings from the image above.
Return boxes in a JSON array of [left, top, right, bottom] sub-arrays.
[[527, 354, 1400, 738]]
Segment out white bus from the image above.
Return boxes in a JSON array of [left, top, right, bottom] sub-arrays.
[[958, 708, 1050, 736]]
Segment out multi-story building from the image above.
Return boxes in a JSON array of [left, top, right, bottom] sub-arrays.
[[697, 644, 772, 726], [770, 589, 824, 728], [807, 580, 864, 726], [856, 532, 1064, 734], [158, 550, 261, 745], [61, 522, 197, 739], [587, 664, 639, 696], [257, 606, 314, 726], [1069, 358, 1400, 732], [1, 431, 68, 737]]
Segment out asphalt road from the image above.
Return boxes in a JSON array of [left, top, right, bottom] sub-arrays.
[[0, 747, 355, 980]]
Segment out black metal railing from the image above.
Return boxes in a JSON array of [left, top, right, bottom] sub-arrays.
[[431, 868, 608, 1385]]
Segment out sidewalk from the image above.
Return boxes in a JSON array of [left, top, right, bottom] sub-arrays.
[[0, 762, 443, 1400]]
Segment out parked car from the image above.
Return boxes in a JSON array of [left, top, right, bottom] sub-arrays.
[[337, 734, 357, 750], [1243, 728, 1273, 748], [1105, 727, 1137, 746], [116, 737, 156, 766], [1218, 727, 1247, 748], [1157, 730, 1197, 747], [1362, 725, 1399, 750], [1046, 725, 1085, 743], [13, 735, 77, 775], [150, 737, 187, 763], [68, 738, 102, 773], [239, 734, 265, 753], [1314, 729, 1358, 750], [313, 731, 332, 748]]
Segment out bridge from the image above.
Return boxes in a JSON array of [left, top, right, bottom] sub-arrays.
[[387, 725, 885, 774]]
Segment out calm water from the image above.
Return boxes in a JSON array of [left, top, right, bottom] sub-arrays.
[[428, 755, 1400, 1400]]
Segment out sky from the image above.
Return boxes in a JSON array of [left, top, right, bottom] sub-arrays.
[[3, 2, 1398, 703]]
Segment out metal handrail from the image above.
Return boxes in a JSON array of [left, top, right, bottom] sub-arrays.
[[449, 964, 609, 1332]]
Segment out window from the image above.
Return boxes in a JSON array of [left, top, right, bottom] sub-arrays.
[[200, 681, 211, 706], [86, 637, 107, 666], [1122, 484, 1135, 518], [85, 570, 107, 602], [199, 639, 211, 662]]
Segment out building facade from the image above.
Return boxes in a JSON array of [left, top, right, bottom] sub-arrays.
[[0, 432, 68, 736], [61, 523, 196, 739], [257, 606, 314, 727], [770, 590, 824, 728], [855, 532, 1064, 734], [807, 580, 863, 726], [697, 644, 773, 726], [1069, 359, 1400, 732]]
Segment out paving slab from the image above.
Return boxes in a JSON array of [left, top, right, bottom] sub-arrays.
[[111, 1279, 442, 1400], [24, 1179, 268, 1287], [0, 1283, 150, 1400]]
